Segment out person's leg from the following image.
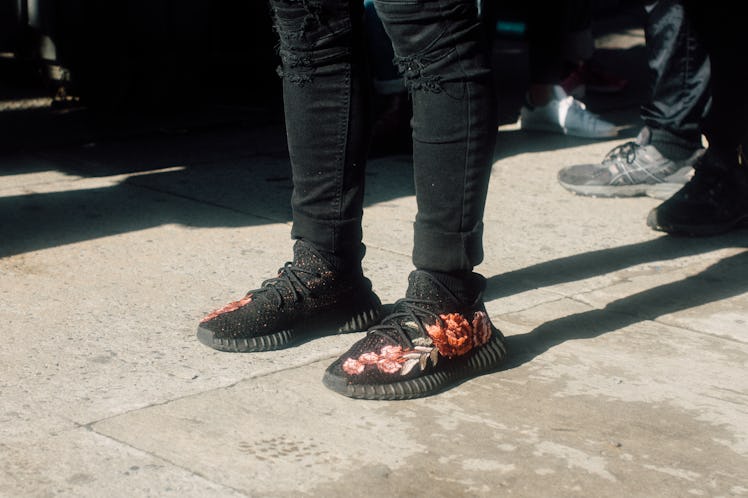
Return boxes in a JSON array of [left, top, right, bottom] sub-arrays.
[[641, 0, 710, 161], [679, 3, 747, 163], [526, 1, 569, 89], [557, 0, 709, 199], [197, 0, 383, 352], [647, 3, 748, 235], [560, 0, 628, 97], [563, 0, 594, 66], [378, 0, 497, 274], [323, 0, 507, 400], [273, 0, 370, 263], [363, 0, 401, 95], [363, 0, 411, 157], [520, 0, 617, 139]]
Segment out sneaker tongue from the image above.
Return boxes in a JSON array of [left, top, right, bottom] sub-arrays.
[[385, 271, 469, 344]]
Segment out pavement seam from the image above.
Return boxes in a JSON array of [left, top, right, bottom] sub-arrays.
[[81, 424, 251, 497], [84, 352, 345, 428]]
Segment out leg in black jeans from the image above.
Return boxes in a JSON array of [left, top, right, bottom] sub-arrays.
[[642, 0, 710, 159], [199, 0, 506, 398], [646, 4, 748, 235], [681, 3, 748, 164], [197, 0, 384, 354], [270, 0, 370, 267], [270, 0, 506, 399], [273, 0, 496, 274], [373, 0, 497, 274]]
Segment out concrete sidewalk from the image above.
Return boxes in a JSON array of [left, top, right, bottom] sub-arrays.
[[2, 19, 748, 498]]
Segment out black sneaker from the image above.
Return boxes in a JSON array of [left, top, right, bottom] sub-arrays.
[[558, 128, 702, 199], [646, 151, 748, 236], [197, 241, 384, 352], [323, 270, 507, 400]]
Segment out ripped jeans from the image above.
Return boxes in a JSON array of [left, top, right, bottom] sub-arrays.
[[270, 0, 497, 273]]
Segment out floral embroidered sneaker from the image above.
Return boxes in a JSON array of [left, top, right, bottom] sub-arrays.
[[197, 241, 384, 352], [323, 270, 508, 400]]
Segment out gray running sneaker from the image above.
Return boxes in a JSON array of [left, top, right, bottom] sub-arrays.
[[558, 129, 703, 199]]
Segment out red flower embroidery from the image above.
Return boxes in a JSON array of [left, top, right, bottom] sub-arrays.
[[380, 345, 403, 358], [200, 294, 253, 323], [377, 358, 403, 374], [426, 312, 473, 358], [358, 352, 380, 365], [340, 313, 492, 376], [426, 311, 491, 358], [342, 357, 365, 375], [342, 345, 407, 376]]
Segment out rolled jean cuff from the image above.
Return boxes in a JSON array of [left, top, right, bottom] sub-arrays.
[[413, 222, 484, 273], [291, 210, 363, 257]]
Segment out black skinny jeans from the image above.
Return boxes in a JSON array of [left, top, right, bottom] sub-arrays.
[[641, 0, 710, 153], [269, 0, 497, 273], [681, 3, 748, 163]]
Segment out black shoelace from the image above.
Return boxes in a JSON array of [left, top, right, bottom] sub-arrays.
[[604, 141, 639, 166], [256, 262, 319, 306], [368, 298, 442, 346]]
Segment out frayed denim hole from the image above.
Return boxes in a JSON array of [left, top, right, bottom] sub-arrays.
[[394, 50, 456, 93], [277, 49, 314, 86]]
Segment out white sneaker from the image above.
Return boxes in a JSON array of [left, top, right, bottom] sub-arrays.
[[520, 85, 617, 139]]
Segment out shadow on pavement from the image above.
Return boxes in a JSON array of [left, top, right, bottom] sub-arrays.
[[484, 238, 748, 369], [0, 136, 417, 257], [0, 3, 650, 257], [484, 234, 748, 302]]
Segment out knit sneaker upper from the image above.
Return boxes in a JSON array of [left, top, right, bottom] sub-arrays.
[[323, 270, 507, 399], [197, 241, 383, 351]]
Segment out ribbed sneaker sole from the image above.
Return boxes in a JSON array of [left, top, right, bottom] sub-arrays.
[[322, 330, 508, 400], [197, 301, 382, 353]]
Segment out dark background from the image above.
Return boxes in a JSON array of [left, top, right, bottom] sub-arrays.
[[0, 0, 644, 152]]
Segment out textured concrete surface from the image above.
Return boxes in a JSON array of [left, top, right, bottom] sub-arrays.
[[2, 11, 748, 498]]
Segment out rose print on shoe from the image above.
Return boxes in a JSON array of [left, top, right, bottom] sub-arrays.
[[322, 270, 508, 400], [427, 311, 492, 357], [341, 311, 492, 377], [200, 294, 253, 323]]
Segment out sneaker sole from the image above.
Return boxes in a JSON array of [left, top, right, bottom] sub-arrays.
[[558, 180, 684, 199], [521, 121, 617, 139], [197, 302, 382, 353], [646, 210, 748, 236], [322, 329, 508, 400]]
